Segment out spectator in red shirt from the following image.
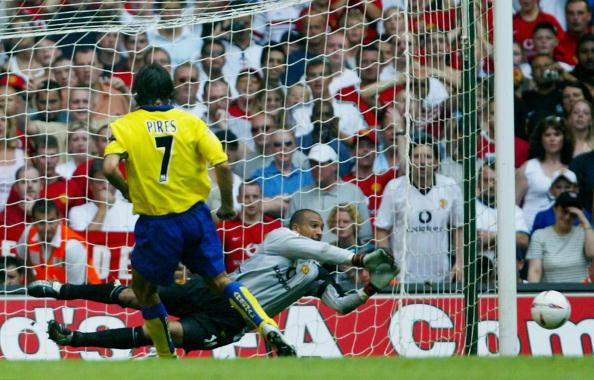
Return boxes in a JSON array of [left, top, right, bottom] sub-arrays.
[[342, 129, 397, 221], [30, 135, 69, 217], [67, 123, 111, 204], [337, 43, 391, 127], [124, 32, 150, 64], [478, 99, 530, 168], [514, 0, 565, 59], [358, 43, 384, 97], [560, 0, 593, 63], [531, 22, 576, 68], [227, 69, 263, 151], [114, 32, 150, 87], [96, 32, 128, 74], [299, 0, 341, 32], [0, 165, 41, 228], [339, 1, 382, 45], [217, 182, 281, 273], [419, 31, 462, 91]]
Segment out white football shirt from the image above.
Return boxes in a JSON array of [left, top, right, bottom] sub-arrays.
[[476, 200, 529, 261], [375, 174, 463, 284]]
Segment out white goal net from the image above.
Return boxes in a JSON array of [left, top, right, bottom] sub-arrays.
[[0, 0, 507, 359]]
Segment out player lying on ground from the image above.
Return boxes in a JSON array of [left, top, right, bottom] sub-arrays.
[[29, 209, 397, 353]]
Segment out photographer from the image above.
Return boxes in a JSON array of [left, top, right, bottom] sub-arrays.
[[522, 53, 574, 122]]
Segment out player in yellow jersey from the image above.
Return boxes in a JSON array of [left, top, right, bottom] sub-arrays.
[[103, 63, 295, 358]]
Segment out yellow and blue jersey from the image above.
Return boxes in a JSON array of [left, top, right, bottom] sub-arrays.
[[104, 105, 228, 216]]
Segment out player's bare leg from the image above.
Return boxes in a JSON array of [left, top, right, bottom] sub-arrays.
[[207, 273, 296, 357], [132, 269, 177, 358]]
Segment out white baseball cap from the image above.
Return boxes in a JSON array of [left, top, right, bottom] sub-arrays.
[[550, 169, 578, 187], [308, 144, 338, 163]]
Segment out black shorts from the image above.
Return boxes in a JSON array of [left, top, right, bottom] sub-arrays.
[[179, 310, 246, 351], [157, 277, 247, 352]]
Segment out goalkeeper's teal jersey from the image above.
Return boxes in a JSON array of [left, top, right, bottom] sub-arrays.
[[229, 228, 357, 317]]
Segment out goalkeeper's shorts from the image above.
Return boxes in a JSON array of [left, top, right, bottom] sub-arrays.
[[157, 277, 247, 351]]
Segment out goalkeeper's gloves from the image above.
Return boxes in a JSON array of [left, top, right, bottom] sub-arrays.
[[370, 262, 399, 291], [361, 261, 399, 297], [352, 248, 394, 272]]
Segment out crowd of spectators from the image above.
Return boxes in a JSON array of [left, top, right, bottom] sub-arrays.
[[0, 0, 593, 288]]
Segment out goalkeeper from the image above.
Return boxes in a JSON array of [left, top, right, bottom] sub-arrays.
[[30, 209, 397, 354]]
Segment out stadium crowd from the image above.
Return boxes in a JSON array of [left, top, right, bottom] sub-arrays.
[[0, 0, 593, 289]]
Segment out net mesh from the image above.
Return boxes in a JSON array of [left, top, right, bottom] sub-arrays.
[[0, 0, 501, 358]]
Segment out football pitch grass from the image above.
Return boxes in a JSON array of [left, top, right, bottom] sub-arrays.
[[2, 357, 593, 380]]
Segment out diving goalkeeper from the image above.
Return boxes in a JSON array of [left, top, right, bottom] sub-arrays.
[[29, 209, 397, 353]]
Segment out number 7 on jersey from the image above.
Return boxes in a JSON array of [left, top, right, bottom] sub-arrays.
[[155, 136, 173, 182]]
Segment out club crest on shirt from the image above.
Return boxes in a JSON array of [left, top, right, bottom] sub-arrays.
[[439, 199, 448, 209]]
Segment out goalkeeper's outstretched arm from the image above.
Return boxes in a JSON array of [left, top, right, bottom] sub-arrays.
[[264, 228, 395, 271], [316, 265, 397, 315]]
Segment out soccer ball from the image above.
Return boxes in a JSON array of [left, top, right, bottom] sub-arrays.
[[531, 290, 571, 329]]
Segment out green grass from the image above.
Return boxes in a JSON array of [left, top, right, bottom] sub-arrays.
[[1, 357, 594, 380]]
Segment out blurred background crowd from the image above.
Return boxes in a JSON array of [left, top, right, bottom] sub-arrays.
[[0, 0, 593, 289]]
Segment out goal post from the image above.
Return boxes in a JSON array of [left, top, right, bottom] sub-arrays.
[[494, 0, 519, 357]]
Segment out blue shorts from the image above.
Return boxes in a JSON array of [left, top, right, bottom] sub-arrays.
[[131, 202, 225, 286]]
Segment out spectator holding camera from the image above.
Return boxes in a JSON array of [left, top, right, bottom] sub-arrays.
[[522, 54, 569, 119], [527, 191, 594, 283]]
